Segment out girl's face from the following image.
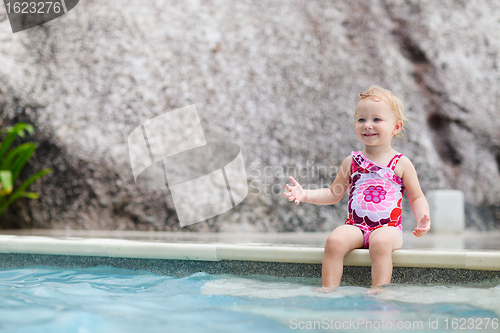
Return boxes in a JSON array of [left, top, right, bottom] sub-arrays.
[[354, 99, 403, 148]]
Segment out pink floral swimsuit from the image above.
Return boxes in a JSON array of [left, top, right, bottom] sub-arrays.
[[345, 151, 404, 248]]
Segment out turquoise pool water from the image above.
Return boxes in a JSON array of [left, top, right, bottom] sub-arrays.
[[0, 267, 499, 332]]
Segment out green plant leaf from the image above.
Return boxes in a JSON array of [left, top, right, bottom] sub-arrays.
[[11, 145, 36, 183], [20, 192, 40, 199], [0, 143, 34, 170], [25, 124, 34, 136], [0, 123, 51, 218], [0, 123, 29, 162], [2, 168, 52, 209], [0, 170, 13, 195]]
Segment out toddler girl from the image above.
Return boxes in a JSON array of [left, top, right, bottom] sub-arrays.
[[283, 85, 430, 291]]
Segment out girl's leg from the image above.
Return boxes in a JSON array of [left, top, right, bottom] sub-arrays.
[[368, 226, 403, 287], [322, 225, 364, 288]]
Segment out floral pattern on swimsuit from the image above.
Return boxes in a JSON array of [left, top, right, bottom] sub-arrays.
[[345, 151, 405, 246]]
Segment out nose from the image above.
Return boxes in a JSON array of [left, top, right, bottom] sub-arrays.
[[364, 122, 373, 129]]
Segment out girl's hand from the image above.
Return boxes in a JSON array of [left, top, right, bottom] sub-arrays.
[[283, 176, 305, 205], [413, 214, 430, 237]]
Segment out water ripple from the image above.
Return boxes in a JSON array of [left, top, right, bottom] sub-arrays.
[[0, 267, 498, 333]]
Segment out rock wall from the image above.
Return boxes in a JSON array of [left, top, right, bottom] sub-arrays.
[[0, 0, 499, 231]]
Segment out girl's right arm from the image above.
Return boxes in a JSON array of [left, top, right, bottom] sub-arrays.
[[283, 156, 352, 205]]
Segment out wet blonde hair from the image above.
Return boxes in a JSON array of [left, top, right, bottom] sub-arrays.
[[354, 85, 408, 138]]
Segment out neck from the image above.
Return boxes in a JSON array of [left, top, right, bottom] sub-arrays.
[[363, 143, 394, 157]]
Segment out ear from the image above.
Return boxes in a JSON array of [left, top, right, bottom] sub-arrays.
[[392, 120, 403, 136]]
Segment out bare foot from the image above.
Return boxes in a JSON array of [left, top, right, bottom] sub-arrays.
[[314, 286, 336, 293], [366, 286, 386, 295]]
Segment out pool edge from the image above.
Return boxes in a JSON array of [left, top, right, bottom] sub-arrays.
[[0, 235, 499, 271]]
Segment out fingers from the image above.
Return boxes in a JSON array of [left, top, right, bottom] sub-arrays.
[[415, 215, 431, 237], [283, 179, 301, 204], [413, 229, 423, 237], [283, 193, 300, 204], [283, 184, 293, 198], [413, 227, 429, 237], [283, 192, 301, 204]]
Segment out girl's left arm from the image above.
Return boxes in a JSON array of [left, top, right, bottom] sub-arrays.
[[399, 157, 431, 237]]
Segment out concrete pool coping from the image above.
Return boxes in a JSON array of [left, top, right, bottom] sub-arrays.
[[0, 232, 499, 271], [3, 229, 500, 250]]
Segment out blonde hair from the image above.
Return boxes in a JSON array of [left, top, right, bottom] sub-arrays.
[[354, 85, 408, 138]]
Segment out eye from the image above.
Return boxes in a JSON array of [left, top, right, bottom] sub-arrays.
[[374, 118, 382, 122], [358, 118, 365, 122]]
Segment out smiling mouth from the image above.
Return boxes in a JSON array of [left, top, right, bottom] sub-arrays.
[[363, 133, 377, 136]]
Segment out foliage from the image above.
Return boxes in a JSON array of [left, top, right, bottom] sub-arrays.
[[0, 123, 52, 217]]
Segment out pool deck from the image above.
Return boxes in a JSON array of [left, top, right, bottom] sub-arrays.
[[1, 229, 499, 269], [1, 230, 500, 285]]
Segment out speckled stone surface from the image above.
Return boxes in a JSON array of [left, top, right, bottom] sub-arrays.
[[2, 1, 500, 232], [1, 253, 499, 287]]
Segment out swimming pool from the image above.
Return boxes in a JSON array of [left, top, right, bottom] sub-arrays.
[[1, 266, 499, 333]]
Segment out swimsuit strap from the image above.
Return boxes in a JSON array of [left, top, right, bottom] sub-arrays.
[[350, 154, 358, 174], [387, 154, 403, 170]]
